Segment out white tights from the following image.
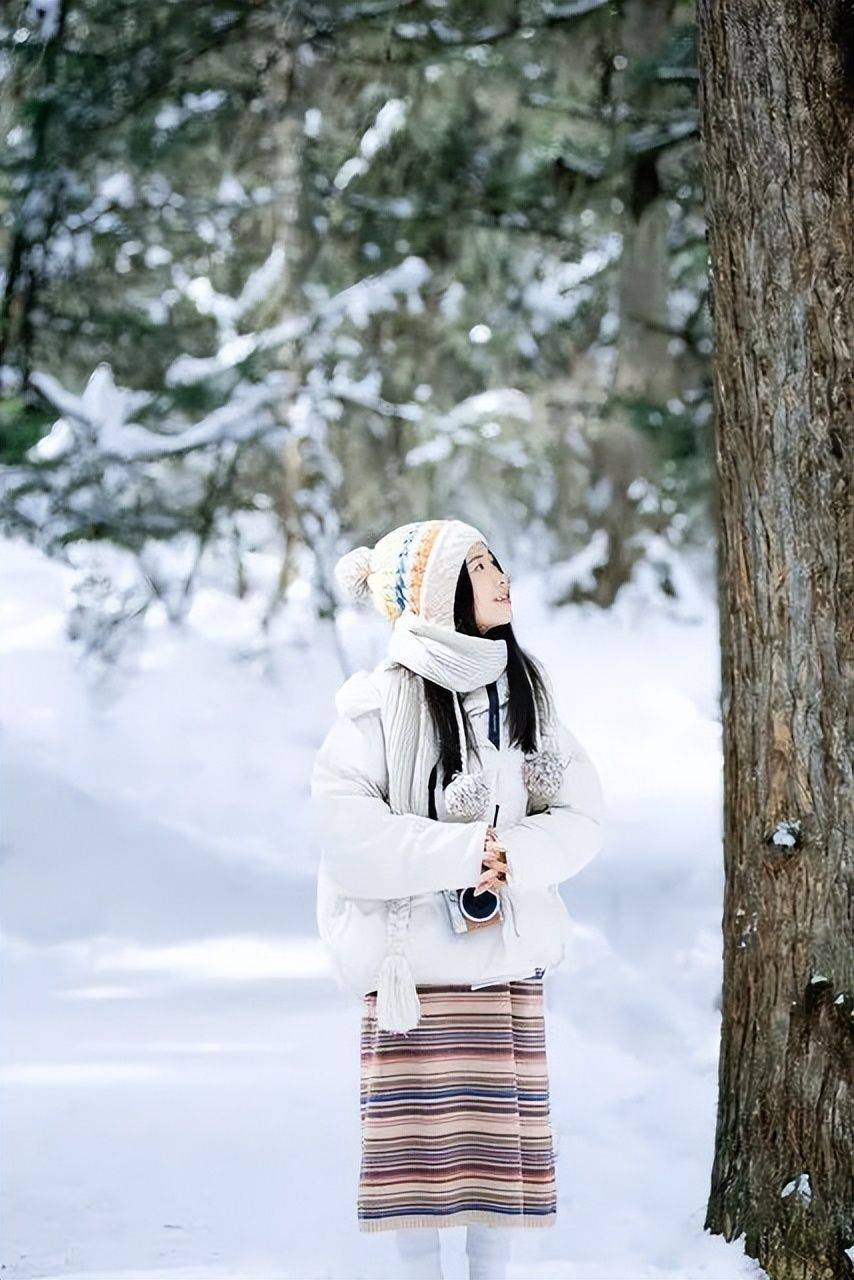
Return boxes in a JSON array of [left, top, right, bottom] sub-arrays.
[[392, 1223, 512, 1280]]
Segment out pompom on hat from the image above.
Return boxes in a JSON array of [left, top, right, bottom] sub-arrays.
[[334, 544, 373, 604]]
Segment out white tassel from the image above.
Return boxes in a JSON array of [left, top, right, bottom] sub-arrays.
[[375, 950, 422, 1033]]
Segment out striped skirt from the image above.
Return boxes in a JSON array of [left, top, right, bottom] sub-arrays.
[[358, 973, 557, 1231]]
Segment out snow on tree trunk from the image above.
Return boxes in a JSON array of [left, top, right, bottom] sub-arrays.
[[696, 3, 853, 1278]]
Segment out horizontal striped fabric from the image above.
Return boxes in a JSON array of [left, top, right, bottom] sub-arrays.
[[358, 976, 557, 1231]]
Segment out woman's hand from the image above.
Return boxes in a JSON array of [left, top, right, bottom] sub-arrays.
[[474, 827, 508, 896]]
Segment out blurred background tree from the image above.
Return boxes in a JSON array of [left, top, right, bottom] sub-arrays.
[[1, 0, 710, 654]]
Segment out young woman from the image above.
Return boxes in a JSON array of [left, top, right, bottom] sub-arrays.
[[310, 518, 605, 1280]]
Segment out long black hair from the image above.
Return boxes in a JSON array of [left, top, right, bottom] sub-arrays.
[[422, 548, 553, 787]]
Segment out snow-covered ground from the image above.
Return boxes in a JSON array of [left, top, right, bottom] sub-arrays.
[[0, 533, 765, 1280]]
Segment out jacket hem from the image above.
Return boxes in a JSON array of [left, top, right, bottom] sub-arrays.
[[361, 964, 547, 999], [358, 1209, 557, 1231]]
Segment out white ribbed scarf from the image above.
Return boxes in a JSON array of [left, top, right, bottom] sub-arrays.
[[382, 609, 509, 817]]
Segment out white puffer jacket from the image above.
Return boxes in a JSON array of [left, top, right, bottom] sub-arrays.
[[310, 659, 605, 998]]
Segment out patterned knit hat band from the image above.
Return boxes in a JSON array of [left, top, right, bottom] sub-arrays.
[[334, 519, 489, 630]]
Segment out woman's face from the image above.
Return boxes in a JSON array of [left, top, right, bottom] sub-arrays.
[[465, 541, 511, 635]]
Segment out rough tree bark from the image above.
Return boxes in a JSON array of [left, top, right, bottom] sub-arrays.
[[696, 3, 853, 1278]]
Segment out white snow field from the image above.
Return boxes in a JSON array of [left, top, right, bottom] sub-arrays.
[[0, 533, 765, 1280]]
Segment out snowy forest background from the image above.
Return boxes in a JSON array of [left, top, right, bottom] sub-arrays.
[[2, 3, 763, 1278]]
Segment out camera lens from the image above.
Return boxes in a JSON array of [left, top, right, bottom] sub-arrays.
[[459, 887, 499, 922]]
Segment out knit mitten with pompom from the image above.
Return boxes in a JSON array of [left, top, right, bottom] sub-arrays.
[[444, 768, 492, 821], [522, 748, 570, 806]]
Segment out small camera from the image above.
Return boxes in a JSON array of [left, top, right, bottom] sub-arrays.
[[443, 885, 504, 934]]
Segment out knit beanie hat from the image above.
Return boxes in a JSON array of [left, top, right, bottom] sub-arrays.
[[334, 518, 483, 629]]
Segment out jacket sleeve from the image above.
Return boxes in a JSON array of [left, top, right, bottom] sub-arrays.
[[503, 717, 605, 891], [310, 711, 490, 900]]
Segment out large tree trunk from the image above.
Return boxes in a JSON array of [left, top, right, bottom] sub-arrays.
[[696, 3, 853, 1279]]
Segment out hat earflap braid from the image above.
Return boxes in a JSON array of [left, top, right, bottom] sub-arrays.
[[443, 686, 494, 820], [521, 664, 571, 807]]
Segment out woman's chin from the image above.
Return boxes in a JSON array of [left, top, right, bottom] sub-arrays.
[[484, 614, 511, 633]]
